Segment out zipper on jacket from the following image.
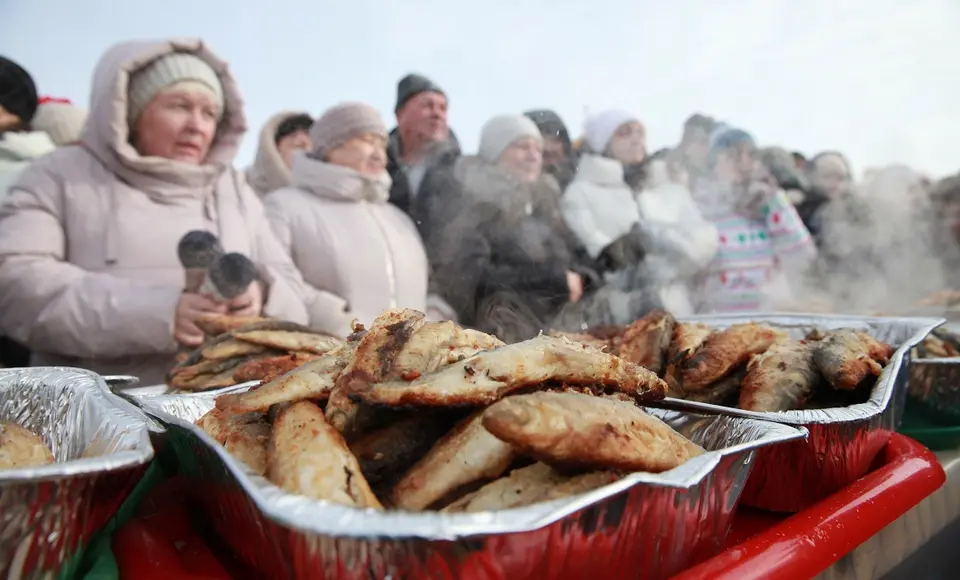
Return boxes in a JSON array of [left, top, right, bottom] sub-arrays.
[[362, 200, 398, 308]]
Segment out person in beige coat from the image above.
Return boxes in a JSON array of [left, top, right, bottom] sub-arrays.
[[245, 110, 313, 196], [264, 102, 444, 336], [0, 38, 309, 385]]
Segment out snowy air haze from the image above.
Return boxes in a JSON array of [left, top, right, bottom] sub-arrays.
[[2, 0, 959, 177]]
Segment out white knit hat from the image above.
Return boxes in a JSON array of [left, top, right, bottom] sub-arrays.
[[127, 53, 224, 125], [583, 109, 639, 154], [31, 101, 87, 146], [478, 114, 543, 164]]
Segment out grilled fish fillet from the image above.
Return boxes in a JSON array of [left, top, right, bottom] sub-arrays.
[[813, 329, 894, 390], [201, 339, 267, 361], [680, 324, 785, 391], [618, 310, 676, 375], [684, 370, 744, 406], [386, 321, 504, 380], [232, 352, 320, 383], [663, 323, 714, 396], [739, 339, 821, 412], [482, 391, 704, 473], [0, 422, 53, 469], [267, 401, 382, 509], [350, 415, 452, 486], [170, 355, 247, 382], [197, 408, 270, 475], [390, 411, 516, 510], [351, 335, 667, 408], [233, 330, 343, 355], [441, 463, 620, 513], [215, 342, 356, 414], [196, 313, 269, 337]]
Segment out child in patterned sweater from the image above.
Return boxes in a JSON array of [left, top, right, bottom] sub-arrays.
[[691, 126, 817, 313]]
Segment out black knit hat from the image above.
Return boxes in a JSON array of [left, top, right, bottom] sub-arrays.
[[0, 57, 39, 126], [395, 73, 445, 112]]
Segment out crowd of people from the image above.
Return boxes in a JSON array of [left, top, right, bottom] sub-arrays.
[[1, 37, 959, 386]]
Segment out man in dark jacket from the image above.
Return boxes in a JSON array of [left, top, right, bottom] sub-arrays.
[[386, 73, 460, 215]]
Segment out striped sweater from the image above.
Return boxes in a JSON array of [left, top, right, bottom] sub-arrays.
[[691, 180, 817, 313]]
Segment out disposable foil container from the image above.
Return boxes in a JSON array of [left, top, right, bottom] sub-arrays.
[[658, 313, 943, 513], [0, 367, 155, 578], [134, 386, 805, 580], [906, 322, 960, 417]]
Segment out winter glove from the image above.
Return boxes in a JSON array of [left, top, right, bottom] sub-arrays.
[[596, 229, 646, 273]]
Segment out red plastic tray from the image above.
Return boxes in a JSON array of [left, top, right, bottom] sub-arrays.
[[671, 433, 946, 580]]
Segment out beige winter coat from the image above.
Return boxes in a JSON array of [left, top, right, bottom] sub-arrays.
[[245, 110, 308, 197], [264, 155, 429, 336], [0, 39, 309, 385]]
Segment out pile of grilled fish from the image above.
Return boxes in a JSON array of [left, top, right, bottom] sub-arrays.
[[167, 314, 344, 391], [196, 309, 706, 512], [0, 421, 54, 469], [554, 310, 895, 413], [913, 327, 960, 359]]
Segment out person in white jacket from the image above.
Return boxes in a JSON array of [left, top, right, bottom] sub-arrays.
[[0, 57, 55, 201], [562, 109, 717, 315]]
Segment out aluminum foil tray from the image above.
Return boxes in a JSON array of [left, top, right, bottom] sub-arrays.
[[657, 313, 943, 513], [134, 386, 805, 580], [0, 367, 155, 578], [907, 323, 960, 418]]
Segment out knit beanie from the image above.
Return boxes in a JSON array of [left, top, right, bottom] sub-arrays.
[[707, 125, 755, 165], [310, 102, 386, 159], [32, 98, 87, 145], [0, 56, 39, 126], [127, 53, 224, 126], [478, 114, 543, 164], [395, 73, 445, 112], [583, 109, 639, 154]]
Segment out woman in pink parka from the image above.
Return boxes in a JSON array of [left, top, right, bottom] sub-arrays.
[[0, 38, 309, 385]]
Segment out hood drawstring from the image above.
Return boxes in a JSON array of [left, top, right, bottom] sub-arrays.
[[104, 184, 120, 265]]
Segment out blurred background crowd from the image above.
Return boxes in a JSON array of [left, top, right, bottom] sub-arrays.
[[1, 36, 959, 385]]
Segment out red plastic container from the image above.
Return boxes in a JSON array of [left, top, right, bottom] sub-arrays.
[[671, 433, 946, 580]]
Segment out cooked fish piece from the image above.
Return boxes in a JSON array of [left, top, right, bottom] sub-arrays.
[[739, 339, 821, 412], [170, 362, 243, 390], [391, 411, 516, 510], [386, 321, 504, 381], [267, 401, 382, 509], [324, 386, 391, 442], [215, 343, 356, 414], [233, 330, 343, 355], [351, 335, 667, 408], [441, 463, 622, 513], [232, 352, 320, 383], [813, 329, 895, 391], [663, 323, 715, 396], [335, 309, 427, 395], [685, 371, 744, 406], [482, 391, 704, 473], [618, 310, 676, 375], [196, 408, 270, 475], [0, 422, 53, 469], [196, 313, 269, 337], [679, 324, 785, 391], [547, 331, 614, 352], [170, 355, 248, 382], [201, 339, 267, 361], [350, 415, 452, 486], [441, 463, 568, 512]]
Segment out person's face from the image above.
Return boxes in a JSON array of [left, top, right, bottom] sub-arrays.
[[396, 91, 448, 143], [714, 143, 755, 185], [325, 133, 388, 177], [812, 154, 851, 199], [0, 105, 21, 132], [497, 136, 543, 183], [133, 84, 219, 164], [607, 120, 646, 164], [276, 129, 311, 170], [542, 137, 567, 169], [682, 126, 710, 167]]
